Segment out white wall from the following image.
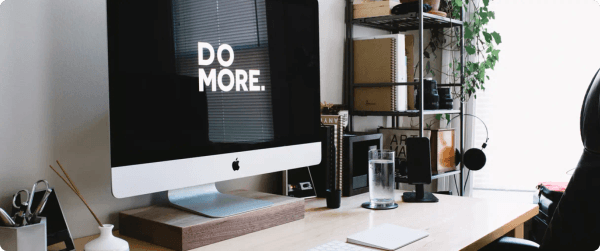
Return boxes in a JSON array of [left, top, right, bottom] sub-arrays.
[[318, 0, 397, 131], [0, 0, 280, 239]]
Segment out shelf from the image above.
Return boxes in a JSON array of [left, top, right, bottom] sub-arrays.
[[353, 109, 460, 117], [353, 83, 462, 88], [438, 84, 462, 87], [423, 109, 460, 115], [353, 12, 463, 32], [395, 170, 461, 183], [353, 82, 419, 88]]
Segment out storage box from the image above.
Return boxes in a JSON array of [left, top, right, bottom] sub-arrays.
[[378, 128, 457, 174], [0, 218, 47, 251], [404, 34, 416, 110], [353, 0, 400, 19]]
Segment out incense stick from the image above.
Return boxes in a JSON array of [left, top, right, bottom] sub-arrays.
[[50, 161, 103, 227]]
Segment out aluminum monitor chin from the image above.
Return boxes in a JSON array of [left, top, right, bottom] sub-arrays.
[[107, 0, 321, 200]]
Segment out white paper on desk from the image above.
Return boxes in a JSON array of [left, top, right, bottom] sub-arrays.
[[347, 223, 429, 250]]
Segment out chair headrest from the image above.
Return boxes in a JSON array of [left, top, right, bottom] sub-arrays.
[[581, 69, 600, 154]]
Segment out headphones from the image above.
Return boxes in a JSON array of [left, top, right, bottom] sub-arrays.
[[448, 114, 489, 171]]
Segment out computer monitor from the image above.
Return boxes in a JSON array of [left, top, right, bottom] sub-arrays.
[[107, 0, 321, 217]]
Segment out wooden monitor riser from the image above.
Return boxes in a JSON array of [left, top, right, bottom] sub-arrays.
[[119, 190, 304, 251]]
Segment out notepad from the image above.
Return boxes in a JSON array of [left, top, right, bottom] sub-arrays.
[[347, 224, 429, 250]]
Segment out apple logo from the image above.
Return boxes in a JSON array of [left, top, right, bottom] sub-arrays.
[[232, 158, 240, 171]]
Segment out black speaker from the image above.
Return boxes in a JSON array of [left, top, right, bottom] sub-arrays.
[[403, 137, 439, 203], [438, 88, 453, 109], [463, 148, 486, 171], [448, 114, 489, 172], [416, 79, 439, 110]]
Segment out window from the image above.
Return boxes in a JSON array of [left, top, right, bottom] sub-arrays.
[[473, 0, 600, 193], [172, 0, 274, 143]]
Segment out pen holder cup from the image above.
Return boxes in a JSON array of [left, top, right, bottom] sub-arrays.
[[0, 217, 47, 251]]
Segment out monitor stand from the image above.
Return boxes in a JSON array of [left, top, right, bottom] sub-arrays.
[[402, 184, 439, 203], [168, 183, 274, 218]]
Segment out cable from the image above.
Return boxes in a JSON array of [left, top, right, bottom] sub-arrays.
[[447, 114, 489, 145], [453, 175, 460, 194], [463, 169, 470, 192]]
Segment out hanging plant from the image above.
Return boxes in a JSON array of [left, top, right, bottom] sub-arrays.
[[421, 0, 501, 100]]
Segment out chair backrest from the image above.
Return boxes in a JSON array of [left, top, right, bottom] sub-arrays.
[[541, 69, 600, 250], [580, 69, 600, 154]]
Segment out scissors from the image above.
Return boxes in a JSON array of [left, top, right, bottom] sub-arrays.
[[11, 180, 53, 226], [12, 189, 30, 226]]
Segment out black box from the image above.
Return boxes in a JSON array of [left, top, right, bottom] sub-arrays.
[[342, 133, 383, 197]]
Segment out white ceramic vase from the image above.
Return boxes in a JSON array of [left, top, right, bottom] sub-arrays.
[[84, 224, 129, 251]]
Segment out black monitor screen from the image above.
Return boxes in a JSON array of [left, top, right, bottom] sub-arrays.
[[107, 0, 320, 167]]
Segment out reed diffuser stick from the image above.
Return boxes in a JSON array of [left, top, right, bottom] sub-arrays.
[[50, 161, 103, 227]]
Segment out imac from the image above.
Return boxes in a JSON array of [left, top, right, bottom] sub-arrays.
[[107, 0, 321, 217]]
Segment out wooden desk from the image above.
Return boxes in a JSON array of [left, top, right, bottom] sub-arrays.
[[49, 192, 538, 251]]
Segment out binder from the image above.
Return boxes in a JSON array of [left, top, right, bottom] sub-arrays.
[[321, 115, 344, 191], [308, 125, 336, 197], [353, 35, 408, 111]]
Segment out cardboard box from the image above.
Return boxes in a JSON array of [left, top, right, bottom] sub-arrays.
[[404, 34, 416, 110], [378, 128, 457, 174], [353, 0, 400, 19]]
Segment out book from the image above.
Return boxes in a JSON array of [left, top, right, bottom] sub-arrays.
[[353, 35, 408, 111], [308, 125, 336, 197], [321, 115, 344, 190], [347, 223, 429, 250]]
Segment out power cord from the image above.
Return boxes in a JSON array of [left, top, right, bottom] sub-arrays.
[[464, 170, 470, 192], [451, 169, 471, 194]]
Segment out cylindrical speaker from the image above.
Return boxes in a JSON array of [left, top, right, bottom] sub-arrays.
[[463, 148, 486, 171], [439, 88, 453, 109], [416, 79, 439, 110]]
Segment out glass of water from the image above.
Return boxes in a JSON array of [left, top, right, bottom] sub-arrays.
[[363, 149, 397, 209]]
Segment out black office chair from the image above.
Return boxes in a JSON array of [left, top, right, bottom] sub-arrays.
[[482, 69, 600, 251]]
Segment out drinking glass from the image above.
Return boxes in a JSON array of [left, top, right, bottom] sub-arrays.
[[362, 149, 398, 209]]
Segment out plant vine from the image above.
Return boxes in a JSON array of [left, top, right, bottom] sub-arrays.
[[419, 0, 501, 101]]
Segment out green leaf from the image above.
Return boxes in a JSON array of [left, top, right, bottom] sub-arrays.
[[465, 45, 476, 55], [435, 114, 442, 120], [482, 0, 489, 7], [453, 0, 463, 7], [464, 27, 474, 40], [491, 32, 502, 44], [492, 49, 500, 58], [482, 31, 492, 43], [445, 114, 452, 125]]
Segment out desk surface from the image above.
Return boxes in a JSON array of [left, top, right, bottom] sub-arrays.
[[50, 192, 538, 251]]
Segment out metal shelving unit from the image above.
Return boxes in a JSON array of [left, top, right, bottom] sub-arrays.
[[345, 0, 466, 196]]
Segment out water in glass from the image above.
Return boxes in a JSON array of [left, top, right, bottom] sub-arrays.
[[368, 159, 395, 206]]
